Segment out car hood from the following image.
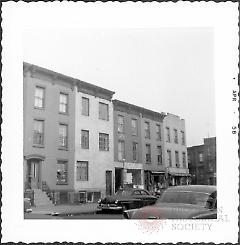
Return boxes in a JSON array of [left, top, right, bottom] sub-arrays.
[[101, 195, 129, 204], [124, 203, 211, 219]]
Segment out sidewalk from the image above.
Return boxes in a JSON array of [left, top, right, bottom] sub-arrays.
[[31, 202, 98, 215]]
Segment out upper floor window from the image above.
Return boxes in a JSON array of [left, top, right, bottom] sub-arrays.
[[81, 130, 89, 149], [82, 97, 89, 116], [132, 142, 138, 162], [146, 144, 151, 163], [182, 152, 186, 168], [99, 102, 109, 120], [145, 122, 150, 139], [59, 93, 68, 114], [33, 119, 44, 145], [118, 141, 125, 161], [167, 150, 172, 167], [56, 160, 68, 184], [157, 146, 162, 164], [166, 127, 171, 142], [99, 133, 109, 151], [174, 129, 178, 144], [131, 119, 137, 136], [199, 152, 204, 162], [34, 86, 45, 109], [76, 161, 88, 181], [117, 115, 124, 133], [181, 131, 185, 145], [156, 124, 161, 140], [175, 151, 180, 167], [59, 124, 68, 148]]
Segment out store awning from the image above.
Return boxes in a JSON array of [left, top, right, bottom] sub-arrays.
[[151, 171, 165, 175], [169, 173, 191, 177]]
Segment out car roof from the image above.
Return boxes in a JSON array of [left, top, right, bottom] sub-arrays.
[[165, 185, 216, 194], [120, 187, 148, 192]]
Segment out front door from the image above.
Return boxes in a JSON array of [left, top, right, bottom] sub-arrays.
[[30, 160, 40, 189], [106, 170, 112, 196]]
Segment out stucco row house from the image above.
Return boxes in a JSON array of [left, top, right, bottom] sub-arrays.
[[23, 62, 190, 205]]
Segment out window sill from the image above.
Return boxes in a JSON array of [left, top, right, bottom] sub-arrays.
[[81, 147, 89, 150], [56, 182, 68, 185], [32, 144, 44, 148], [58, 147, 68, 151], [99, 149, 109, 152], [34, 106, 45, 110], [59, 112, 69, 116], [99, 118, 109, 121], [76, 180, 88, 182]]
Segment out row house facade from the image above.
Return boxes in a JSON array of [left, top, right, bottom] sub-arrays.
[[23, 62, 115, 203], [163, 114, 189, 186], [23, 62, 190, 204], [188, 137, 216, 185]]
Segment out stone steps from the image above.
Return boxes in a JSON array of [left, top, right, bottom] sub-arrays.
[[33, 189, 54, 208]]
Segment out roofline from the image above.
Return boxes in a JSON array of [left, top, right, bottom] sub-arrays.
[[23, 62, 115, 97], [112, 99, 166, 119]]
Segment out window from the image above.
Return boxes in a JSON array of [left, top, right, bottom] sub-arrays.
[[82, 97, 89, 116], [133, 142, 138, 162], [146, 144, 151, 163], [182, 152, 186, 168], [59, 124, 68, 148], [175, 151, 179, 167], [174, 129, 178, 143], [131, 119, 137, 136], [156, 124, 161, 140], [167, 150, 172, 166], [56, 161, 68, 184], [181, 131, 185, 145], [118, 141, 125, 161], [34, 86, 45, 108], [199, 152, 204, 162], [76, 161, 88, 181], [59, 93, 68, 113], [99, 102, 109, 120], [145, 122, 150, 139], [81, 130, 89, 149], [157, 146, 162, 164], [33, 119, 44, 145], [117, 115, 124, 133], [166, 127, 171, 142], [99, 133, 109, 151]]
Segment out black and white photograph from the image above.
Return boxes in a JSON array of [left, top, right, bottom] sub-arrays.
[[1, 2, 239, 244]]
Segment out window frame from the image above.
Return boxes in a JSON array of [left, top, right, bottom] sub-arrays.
[[76, 161, 89, 181], [117, 115, 124, 134], [156, 124, 161, 141], [33, 119, 44, 146], [82, 97, 90, 116], [34, 86, 45, 109], [99, 133, 109, 151], [131, 118, 138, 136], [167, 150, 172, 167], [118, 140, 125, 161], [99, 102, 109, 121], [56, 160, 68, 185], [145, 121, 151, 139], [132, 142, 138, 162], [81, 130, 89, 149], [59, 123, 68, 149], [175, 151, 180, 167], [145, 144, 151, 163], [59, 92, 69, 114], [174, 129, 178, 144], [166, 127, 171, 142], [157, 145, 163, 165]]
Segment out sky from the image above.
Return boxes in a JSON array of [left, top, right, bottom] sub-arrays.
[[23, 28, 215, 147]]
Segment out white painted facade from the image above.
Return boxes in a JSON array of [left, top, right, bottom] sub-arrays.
[[74, 89, 114, 197], [163, 113, 189, 177]]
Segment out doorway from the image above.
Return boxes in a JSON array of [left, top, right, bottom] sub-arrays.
[[115, 168, 122, 192], [27, 159, 41, 189], [106, 170, 112, 196]]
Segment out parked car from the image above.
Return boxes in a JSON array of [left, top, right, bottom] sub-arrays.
[[24, 198, 32, 213], [97, 187, 157, 212], [123, 185, 217, 219]]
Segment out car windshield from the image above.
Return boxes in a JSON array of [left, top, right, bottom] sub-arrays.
[[158, 191, 212, 208], [115, 190, 133, 196]]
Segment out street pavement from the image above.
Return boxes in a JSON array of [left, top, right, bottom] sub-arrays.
[[25, 202, 123, 219]]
